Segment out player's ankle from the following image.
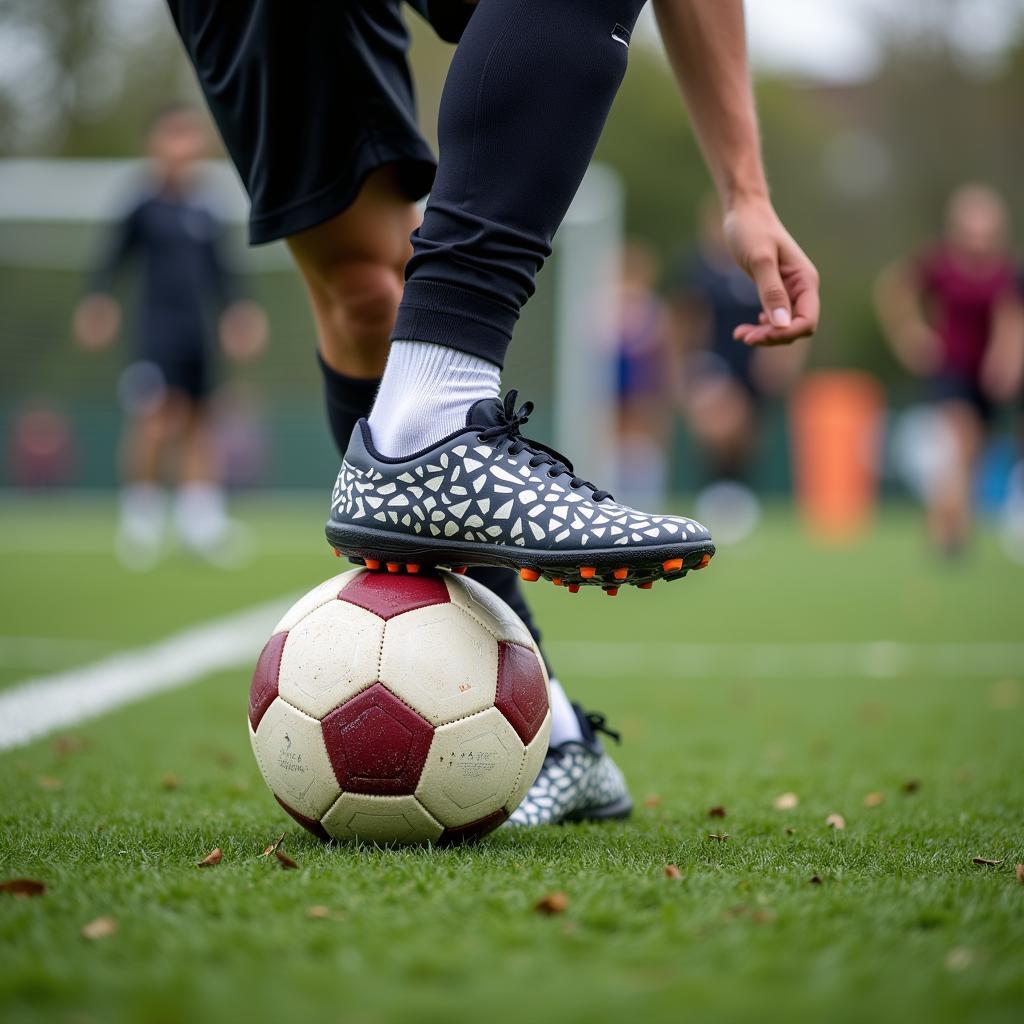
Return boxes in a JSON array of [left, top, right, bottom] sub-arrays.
[[366, 341, 500, 457]]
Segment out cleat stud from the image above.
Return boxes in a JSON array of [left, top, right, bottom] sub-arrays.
[[551, 578, 563, 587], [567, 584, 581, 594], [519, 567, 541, 582], [386, 562, 401, 574], [638, 581, 653, 590], [364, 558, 382, 571], [451, 566, 467, 575], [406, 563, 421, 574], [579, 566, 597, 579], [604, 587, 619, 597], [612, 567, 629, 581], [695, 553, 712, 570], [662, 558, 684, 573], [332, 548, 341, 558]]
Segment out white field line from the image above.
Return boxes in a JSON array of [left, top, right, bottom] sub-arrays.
[[0, 598, 287, 752], [548, 641, 1024, 680]]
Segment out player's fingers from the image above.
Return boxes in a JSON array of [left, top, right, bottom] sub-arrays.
[[749, 248, 793, 330]]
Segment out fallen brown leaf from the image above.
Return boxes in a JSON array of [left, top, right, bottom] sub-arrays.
[[52, 735, 86, 758], [642, 794, 661, 808], [1015, 863, 1024, 884], [0, 878, 46, 898], [37, 776, 62, 791], [534, 891, 569, 915], [972, 857, 1003, 867], [752, 909, 777, 924], [708, 806, 726, 819], [707, 832, 729, 842], [161, 773, 180, 791], [901, 779, 921, 794], [81, 916, 117, 940], [825, 813, 846, 830], [307, 905, 331, 919], [197, 847, 222, 868], [863, 792, 885, 808], [276, 849, 299, 870], [260, 833, 286, 859], [809, 875, 823, 885], [664, 864, 682, 879], [773, 792, 798, 810]]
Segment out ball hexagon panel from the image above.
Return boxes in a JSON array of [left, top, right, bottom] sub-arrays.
[[250, 699, 340, 820], [444, 573, 534, 648], [494, 641, 550, 744], [321, 792, 443, 845], [273, 569, 360, 633], [416, 707, 525, 829], [276, 599, 383, 718], [502, 710, 551, 815], [380, 603, 499, 725], [248, 631, 286, 730], [320, 683, 434, 796], [339, 570, 450, 620]]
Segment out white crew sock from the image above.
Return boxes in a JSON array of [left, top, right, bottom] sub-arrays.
[[174, 481, 228, 553], [366, 341, 500, 457], [547, 677, 584, 746], [116, 483, 166, 570]]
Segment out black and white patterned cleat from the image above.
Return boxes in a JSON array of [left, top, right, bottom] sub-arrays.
[[504, 705, 632, 827], [327, 390, 715, 589]]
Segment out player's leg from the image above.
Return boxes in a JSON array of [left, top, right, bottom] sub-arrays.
[[331, 0, 715, 588], [116, 397, 171, 569], [930, 399, 984, 555]]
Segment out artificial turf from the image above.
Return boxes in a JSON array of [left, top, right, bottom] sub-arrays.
[[0, 495, 1021, 1024]]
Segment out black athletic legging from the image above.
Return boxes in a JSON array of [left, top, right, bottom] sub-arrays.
[[392, 0, 648, 368]]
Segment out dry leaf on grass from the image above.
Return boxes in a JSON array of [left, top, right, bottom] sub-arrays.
[[901, 779, 921, 794], [260, 834, 286, 859], [642, 794, 662, 808], [37, 776, 62, 791], [161, 773, 180, 791], [534, 892, 569, 915], [81, 916, 117, 940], [708, 806, 726, 819], [1014, 863, 1024, 884], [971, 857, 1003, 867], [826, 814, 846, 830], [0, 878, 46, 898], [809, 875, 823, 885], [863, 792, 885, 808], [52, 735, 86, 758], [664, 864, 682, 880], [773, 792, 798, 810], [197, 848, 222, 868], [707, 832, 729, 842], [307, 905, 331, 919], [276, 849, 299, 870]]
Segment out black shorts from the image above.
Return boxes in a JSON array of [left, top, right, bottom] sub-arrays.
[[932, 374, 994, 424], [167, 1, 461, 244]]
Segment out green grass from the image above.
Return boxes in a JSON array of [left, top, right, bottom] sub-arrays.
[[1, 495, 1022, 1024]]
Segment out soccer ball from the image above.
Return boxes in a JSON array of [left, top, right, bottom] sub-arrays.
[[248, 568, 551, 844]]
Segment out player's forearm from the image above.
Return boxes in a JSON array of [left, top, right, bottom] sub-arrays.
[[653, 0, 768, 208]]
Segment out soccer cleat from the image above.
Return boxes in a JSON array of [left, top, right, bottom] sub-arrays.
[[504, 705, 632, 827], [327, 390, 714, 588]]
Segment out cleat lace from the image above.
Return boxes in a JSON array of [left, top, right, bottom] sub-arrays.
[[477, 390, 612, 501], [585, 711, 622, 745]]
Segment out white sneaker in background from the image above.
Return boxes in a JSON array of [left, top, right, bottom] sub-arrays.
[[695, 480, 761, 545], [115, 483, 166, 571]]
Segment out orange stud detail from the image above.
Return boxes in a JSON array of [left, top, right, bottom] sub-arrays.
[[612, 567, 629, 581], [332, 548, 341, 558], [406, 563, 421, 574], [605, 587, 619, 597], [386, 562, 401, 574], [364, 558, 381, 571], [519, 567, 541, 582], [451, 566, 467, 575], [567, 584, 581, 594], [552, 578, 563, 587], [638, 581, 653, 590], [695, 553, 712, 570], [662, 558, 684, 573], [579, 566, 597, 579]]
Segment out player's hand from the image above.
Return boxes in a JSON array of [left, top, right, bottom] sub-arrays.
[[72, 293, 121, 350], [894, 321, 941, 378], [724, 199, 820, 346], [219, 300, 269, 362]]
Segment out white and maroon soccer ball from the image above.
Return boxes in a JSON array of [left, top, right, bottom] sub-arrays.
[[248, 568, 551, 845]]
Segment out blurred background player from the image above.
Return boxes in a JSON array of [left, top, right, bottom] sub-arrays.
[[874, 183, 1024, 557], [613, 241, 674, 507], [671, 196, 804, 543], [72, 104, 269, 569]]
